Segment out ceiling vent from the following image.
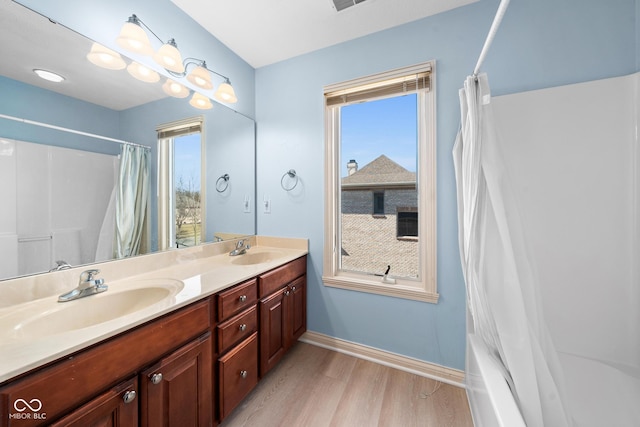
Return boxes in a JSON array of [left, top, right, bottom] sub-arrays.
[[330, 0, 369, 12]]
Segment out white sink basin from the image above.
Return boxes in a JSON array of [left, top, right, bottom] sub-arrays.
[[0, 279, 184, 340], [230, 251, 283, 265]]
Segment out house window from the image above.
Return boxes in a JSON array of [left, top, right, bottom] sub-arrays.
[[157, 117, 205, 250], [373, 192, 385, 215], [397, 209, 418, 239], [322, 62, 438, 303]]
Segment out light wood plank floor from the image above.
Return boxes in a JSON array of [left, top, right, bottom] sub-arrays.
[[220, 342, 473, 427]]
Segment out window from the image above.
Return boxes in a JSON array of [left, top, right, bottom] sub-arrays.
[[397, 209, 418, 239], [373, 192, 385, 216], [323, 62, 437, 303], [157, 117, 205, 250]]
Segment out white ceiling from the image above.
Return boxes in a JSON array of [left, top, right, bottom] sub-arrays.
[[0, 0, 167, 111], [171, 0, 478, 68]]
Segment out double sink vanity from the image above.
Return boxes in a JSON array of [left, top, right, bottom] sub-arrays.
[[0, 236, 308, 426]]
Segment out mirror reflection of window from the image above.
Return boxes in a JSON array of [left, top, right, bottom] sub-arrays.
[[157, 117, 205, 250]]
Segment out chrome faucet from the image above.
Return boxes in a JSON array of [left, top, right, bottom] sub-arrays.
[[58, 269, 108, 302], [229, 239, 250, 256], [49, 260, 72, 272]]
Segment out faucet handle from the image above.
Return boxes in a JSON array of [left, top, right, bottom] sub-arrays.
[[80, 269, 100, 283]]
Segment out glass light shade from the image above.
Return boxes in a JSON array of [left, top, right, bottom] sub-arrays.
[[153, 41, 185, 73], [186, 66, 213, 90], [162, 79, 190, 98], [127, 61, 160, 83], [214, 82, 238, 103], [116, 21, 154, 56], [86, 43, 126, 70], [189, 92, 213, 109]]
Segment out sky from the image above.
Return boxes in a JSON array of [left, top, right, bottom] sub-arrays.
[[340, 93, 418, 176], [174, 133, 202, 192]]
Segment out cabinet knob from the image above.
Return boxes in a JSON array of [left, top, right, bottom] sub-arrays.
[[240, 370, 248, 379], [239, 324, 247, 331], [239, 295, 247, 303], [122, 390, 136, 404], [284, 290, 290, 296], [291, 286, 296, 291], [150, 373, 163, 385]]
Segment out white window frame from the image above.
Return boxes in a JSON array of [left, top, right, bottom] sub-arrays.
[[322, 61, 438, 303], [157, 116, 206, 251]]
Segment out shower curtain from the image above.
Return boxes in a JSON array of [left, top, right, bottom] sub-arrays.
[[453, 74, 572, 426], [114, 145, 150, 259]]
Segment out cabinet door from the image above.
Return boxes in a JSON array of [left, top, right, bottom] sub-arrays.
[[140, 333, 213, 427], [259, 288, 287, 377], [287, 276, 307, 348], [49, 377, 138, 427]]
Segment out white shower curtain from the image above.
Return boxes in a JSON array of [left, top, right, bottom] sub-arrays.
[[453, 74, 572, 427], [114, 145, 150, 259]]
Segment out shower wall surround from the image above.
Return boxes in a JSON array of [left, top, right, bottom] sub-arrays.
[[0, 139, 118, 279]]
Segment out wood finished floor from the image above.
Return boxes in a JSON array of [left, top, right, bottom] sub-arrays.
[[220, 342, 473, 427]]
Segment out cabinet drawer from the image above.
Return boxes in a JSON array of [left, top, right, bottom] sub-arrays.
[[259, 256, 306, 297], [218, 332, 258, 420], [217, 279, 257, 321], [217, 306, 257, 354]]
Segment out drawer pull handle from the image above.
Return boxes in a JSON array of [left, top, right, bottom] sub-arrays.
[[122, 390, 136, 404], [239, 295, 247, 303], [150, 373, 163, 385], [239, 324, 247, 331], [240, 370, 248, 379]]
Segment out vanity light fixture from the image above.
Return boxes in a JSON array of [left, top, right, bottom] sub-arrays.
[[33, 69, 65, 83], [86, 43, 126, 70], [116, 14, 154, 56], [115, 14, 238, 104], [127, 61, 160, 83], [162, 78, 190, 98], [189, 92, 213, 110]]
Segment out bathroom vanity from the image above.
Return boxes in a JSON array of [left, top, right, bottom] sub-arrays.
[[0, 237, 307, 426]]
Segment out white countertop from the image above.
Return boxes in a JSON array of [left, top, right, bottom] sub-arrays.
[[0, 236, 308, 384]]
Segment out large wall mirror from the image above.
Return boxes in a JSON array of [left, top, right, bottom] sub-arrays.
[[0, 0, 256, 281]]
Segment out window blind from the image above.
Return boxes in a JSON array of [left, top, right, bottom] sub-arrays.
[[325, 70, 431, 107]]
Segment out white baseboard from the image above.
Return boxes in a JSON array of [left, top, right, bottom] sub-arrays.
[[299, 331, 465, 388]]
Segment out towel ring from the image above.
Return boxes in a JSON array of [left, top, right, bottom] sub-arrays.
[[216, 174, 230, 193], [280, 169, 299, 191]]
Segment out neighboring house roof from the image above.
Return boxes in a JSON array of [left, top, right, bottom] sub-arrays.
[[342, 155, 416, 189]]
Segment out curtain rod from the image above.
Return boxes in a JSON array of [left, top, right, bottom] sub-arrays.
[[0, 113, 150, 149], [473, 0, 511, 78]]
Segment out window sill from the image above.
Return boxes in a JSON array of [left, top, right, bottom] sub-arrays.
[[322, 274, 439, 303]]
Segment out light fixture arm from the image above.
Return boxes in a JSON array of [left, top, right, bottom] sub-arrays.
[[166, 58, 232, 85], [128, 14, 165, 44]]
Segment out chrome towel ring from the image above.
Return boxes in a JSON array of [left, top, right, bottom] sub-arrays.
[[281, 169, 299, 191], [216, 173, 230, 192]]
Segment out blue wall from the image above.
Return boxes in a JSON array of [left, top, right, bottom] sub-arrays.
[[254, 0, 637, 370]]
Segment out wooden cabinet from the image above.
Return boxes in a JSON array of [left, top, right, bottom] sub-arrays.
[[259, 256, 307, 377], [0, 300, 212, 427], [0, 254, 307, 426], [49, 377, 138, 427], [140, 333, 212, 426]]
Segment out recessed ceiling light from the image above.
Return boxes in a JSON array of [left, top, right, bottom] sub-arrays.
[[33, 69, 65, 83]]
